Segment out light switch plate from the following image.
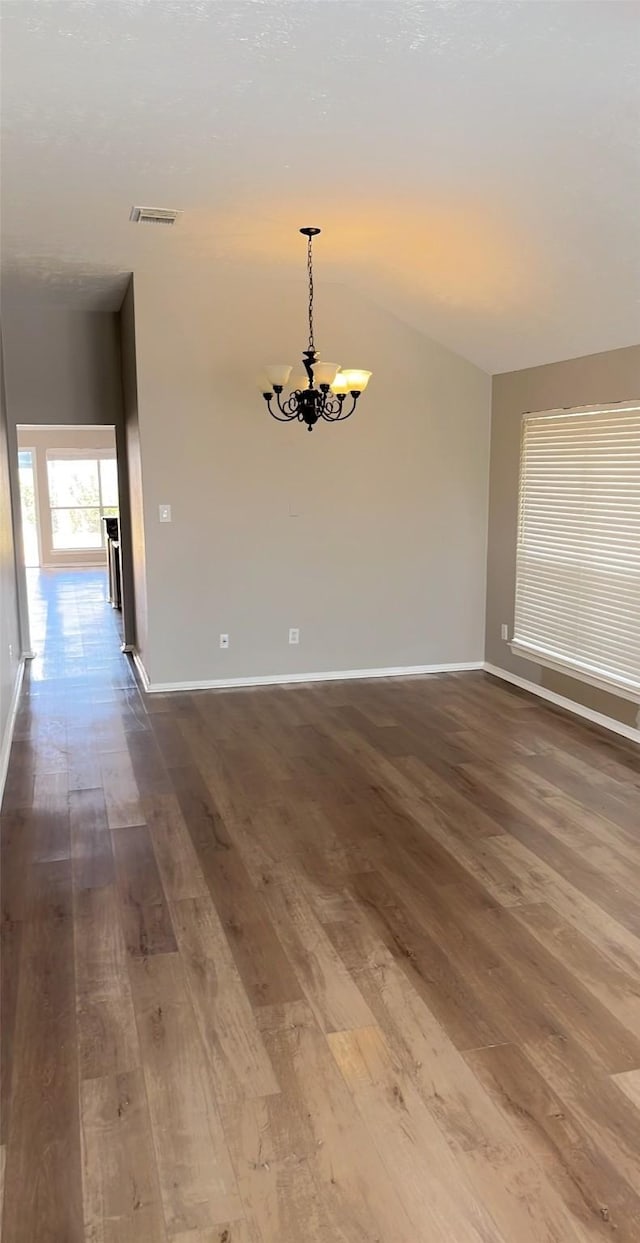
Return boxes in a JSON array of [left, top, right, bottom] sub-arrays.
[[159, 504, 172, 523]]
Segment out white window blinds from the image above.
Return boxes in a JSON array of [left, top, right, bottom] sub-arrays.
[[512, 402, 640, 701]]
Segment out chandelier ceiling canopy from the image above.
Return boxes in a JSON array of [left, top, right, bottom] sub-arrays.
[[260, 227, 371, 431]]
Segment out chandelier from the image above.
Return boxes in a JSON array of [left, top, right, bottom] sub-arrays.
[[260, 227, 371, 431]]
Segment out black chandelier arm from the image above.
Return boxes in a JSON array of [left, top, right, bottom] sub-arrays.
[[320, 393, 360, 422], [263, 393, 298, 422], [316, 391, 345, 419], [264, 381, 361, 427], [276, 389, 305, 417]]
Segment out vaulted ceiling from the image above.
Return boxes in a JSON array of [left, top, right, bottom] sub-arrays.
[[2, 0, 639, 372]]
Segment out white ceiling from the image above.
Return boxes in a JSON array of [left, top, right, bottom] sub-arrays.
[[1, 0, 639, 372]]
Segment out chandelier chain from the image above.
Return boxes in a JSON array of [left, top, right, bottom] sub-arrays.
[[307, 234, 315, 352]]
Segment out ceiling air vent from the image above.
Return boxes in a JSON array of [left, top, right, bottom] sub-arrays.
[[129, 206, 181, 225]]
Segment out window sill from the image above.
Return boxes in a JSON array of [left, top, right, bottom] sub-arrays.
[[509, 641, 640, 706]]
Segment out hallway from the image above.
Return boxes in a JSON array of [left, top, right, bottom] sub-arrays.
[[2, 572, 640, 1242], [3, 568, 132, 813], [25, 566, 124, 682]]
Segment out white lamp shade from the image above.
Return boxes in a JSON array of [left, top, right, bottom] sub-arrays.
[[312, 361, 340, 387], [265, 364, 292, 388], [341, 369, 372, 393], [330, 371, 349, 395], [257, 373, 272, 392], [288, 370, 309, 392]]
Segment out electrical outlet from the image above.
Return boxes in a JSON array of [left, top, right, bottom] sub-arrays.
[[289, 627, 300, 645], [219, 633, 229, 649], [159, 504, 172, 523], [501, 623, 509, 641]]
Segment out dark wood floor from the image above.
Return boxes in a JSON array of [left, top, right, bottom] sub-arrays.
[[2, 568, 640, 1242]]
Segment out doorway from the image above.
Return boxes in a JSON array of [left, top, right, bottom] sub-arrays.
[[15, 424, 126, 676]]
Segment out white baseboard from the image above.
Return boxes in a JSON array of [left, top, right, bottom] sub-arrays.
[[483, 662, 640, 746], [0, 657, 26, 808], [132, 652, 484, 695], [132, 649, 151, 691]]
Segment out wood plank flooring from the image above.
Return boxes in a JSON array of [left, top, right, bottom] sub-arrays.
[[2, 567, 640, 1241]]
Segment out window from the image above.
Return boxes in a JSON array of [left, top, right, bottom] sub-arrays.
[[18, 448, 40, 566], [46, 452, 119, 551], [512, 402, 640, 701]]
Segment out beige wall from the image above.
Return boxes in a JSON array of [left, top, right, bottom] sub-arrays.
[[2, 305, 138, 647], [0, 328, 22, 797], [486, 344, 640, 726], [16, 425, 115, 568], [132, 265, 492, 686], [2, 308, 123, 426]]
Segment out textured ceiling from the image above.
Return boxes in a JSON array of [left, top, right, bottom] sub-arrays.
[[1, 0, 639, 372]]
